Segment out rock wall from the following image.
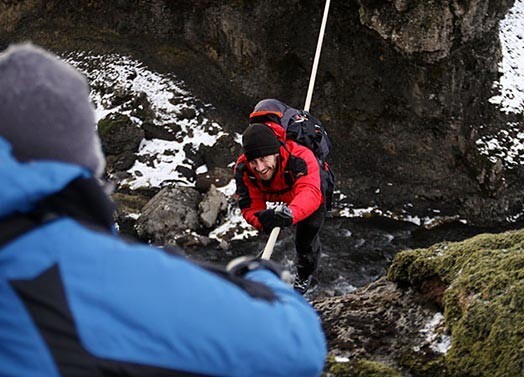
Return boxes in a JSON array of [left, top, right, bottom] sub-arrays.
[[0, 0, 521, 226]]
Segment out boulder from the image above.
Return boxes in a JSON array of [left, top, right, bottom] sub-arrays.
[[199, 135, 241, 170], [135, 186, 201, 245], [111, 191, 149, 238]]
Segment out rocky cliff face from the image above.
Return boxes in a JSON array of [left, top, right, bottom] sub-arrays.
[[0, 0, 520, 227]]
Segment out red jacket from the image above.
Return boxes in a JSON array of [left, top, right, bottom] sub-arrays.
[[234, 122, 323, 231]]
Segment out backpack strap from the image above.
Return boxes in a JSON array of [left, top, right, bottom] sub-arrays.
[[0, 212, 59, 248], [0, 177, 114, 248]]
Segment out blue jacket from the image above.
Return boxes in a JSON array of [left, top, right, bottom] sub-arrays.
[[0, 138, 326, 377]]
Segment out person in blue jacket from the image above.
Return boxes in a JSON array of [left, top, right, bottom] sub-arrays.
[[0, 43, 327, 377]]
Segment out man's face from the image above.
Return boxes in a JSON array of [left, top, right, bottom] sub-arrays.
[[248, 154, 278, 181]]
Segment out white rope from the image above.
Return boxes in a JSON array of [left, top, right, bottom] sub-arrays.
[[261, 227, 281, 259], [261, 0, 331, 260], [304, 0, 331, 112]]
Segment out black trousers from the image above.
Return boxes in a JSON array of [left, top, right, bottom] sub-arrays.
[[295, 203, 326, 279]]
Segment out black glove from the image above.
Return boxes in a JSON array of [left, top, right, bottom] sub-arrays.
[[226, 255, 293, 285], [255, 206, 293, 234]]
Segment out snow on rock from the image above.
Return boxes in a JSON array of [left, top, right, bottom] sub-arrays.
[[477, 1, 524, 168], [60, 0, 524, 241], [490, 0, 524, 114], [64, 51, 232, 189]]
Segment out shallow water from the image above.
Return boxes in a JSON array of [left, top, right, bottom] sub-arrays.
[[186, 215, 522, 300]]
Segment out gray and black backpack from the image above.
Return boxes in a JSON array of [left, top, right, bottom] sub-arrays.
[[249, 98, 335, 210]]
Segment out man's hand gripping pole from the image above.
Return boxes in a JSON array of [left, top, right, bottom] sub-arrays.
[[260, 205, 292, 260]]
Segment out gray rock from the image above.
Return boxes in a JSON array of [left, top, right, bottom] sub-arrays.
[[135, 186, 201, 245], [199, 185, 228, 228], [359, 0, 454, 62]]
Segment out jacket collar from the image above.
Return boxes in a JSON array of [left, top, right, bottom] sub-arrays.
[[0, 137, 91, 219]]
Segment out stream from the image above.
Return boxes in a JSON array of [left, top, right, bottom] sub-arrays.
[[186, 215, 523, 300]]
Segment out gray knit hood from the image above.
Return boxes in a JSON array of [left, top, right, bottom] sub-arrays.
[[0, 43, 105, 177]]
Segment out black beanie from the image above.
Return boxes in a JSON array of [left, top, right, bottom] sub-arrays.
[[242, 123, 281, 161]]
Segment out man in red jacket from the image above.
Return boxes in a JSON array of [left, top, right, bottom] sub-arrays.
[[234, 122, 326, 294]]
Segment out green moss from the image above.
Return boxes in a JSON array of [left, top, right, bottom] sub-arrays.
[[325, 357, 402, 377], [398, 350, 448, 377], [388, 229, 524, 376]]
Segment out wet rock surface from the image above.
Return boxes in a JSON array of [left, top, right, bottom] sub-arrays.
[[314, 278, 448, 376]]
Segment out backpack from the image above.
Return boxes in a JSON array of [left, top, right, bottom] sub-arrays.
[[249, 98, 335, 210]]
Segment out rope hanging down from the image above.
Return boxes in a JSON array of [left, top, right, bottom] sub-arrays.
[[262, 0, 331, 260], [304, 0, 331, 112]]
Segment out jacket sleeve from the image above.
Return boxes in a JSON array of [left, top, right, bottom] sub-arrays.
[[234, 159, 266, 230], [61, 231, 327, 377], [287, 146, 323, 223]]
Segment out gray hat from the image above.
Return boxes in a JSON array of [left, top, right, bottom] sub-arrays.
[[0, 43, 105, 177]]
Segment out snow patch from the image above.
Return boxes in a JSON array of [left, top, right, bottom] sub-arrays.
[[209, 207, 258, 242], [489, 0, 524, 114], [476, 123, 524, 168], [64, 52, 228, 190], [336, 204, 466, 228], [478, 1, 524, 169], [418, 312, 451, 354]]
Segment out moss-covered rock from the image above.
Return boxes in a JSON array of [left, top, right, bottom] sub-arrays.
[[98, 113, 143, 155], [110, 192, 149, 239], [98, 113, 144, 173], [388, 229, 524, 376], [324, 357, 402, 377]]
